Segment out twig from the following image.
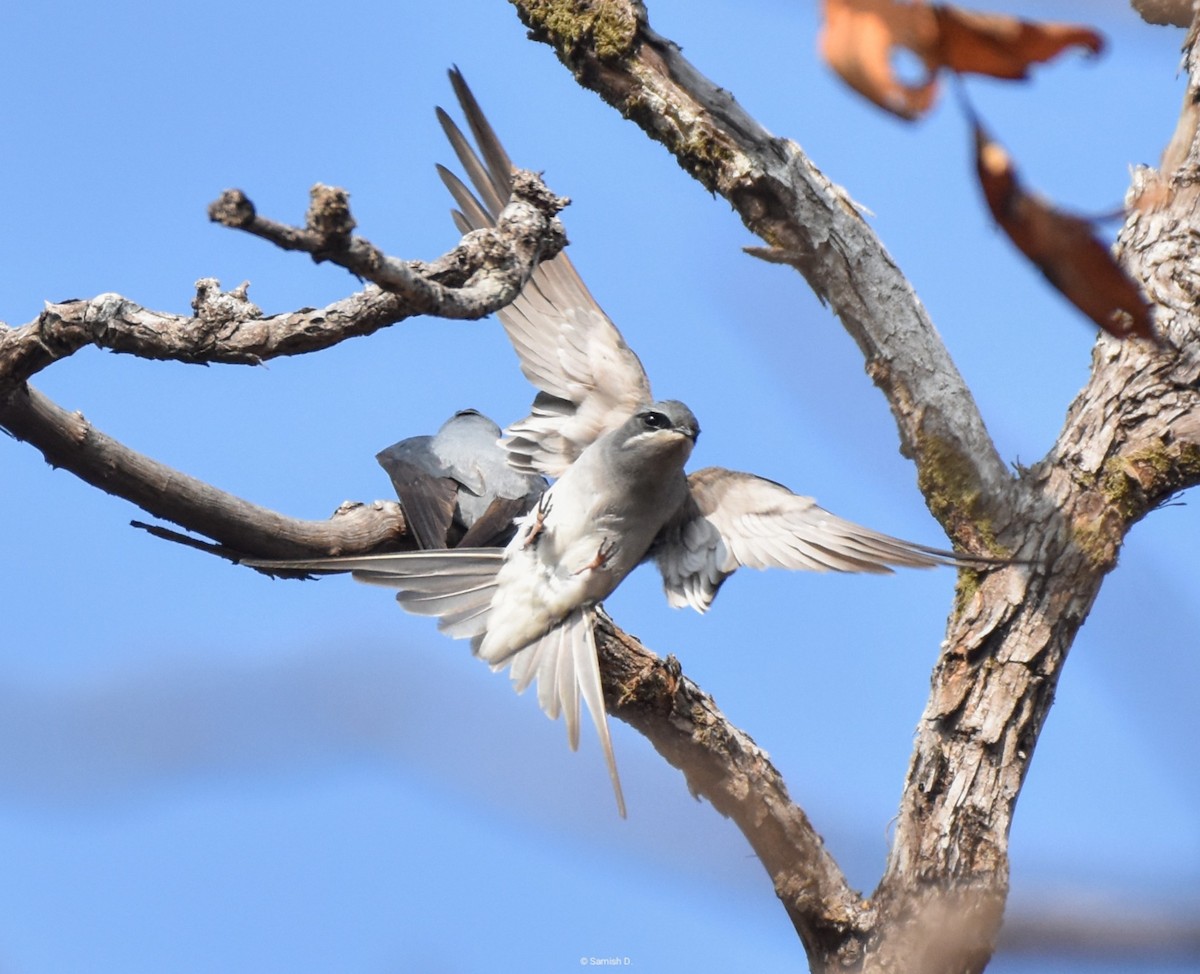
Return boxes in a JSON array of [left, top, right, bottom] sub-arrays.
[[0, 174, 566, 394]]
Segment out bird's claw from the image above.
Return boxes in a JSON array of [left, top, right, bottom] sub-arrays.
[[575, 537, 617, 575], [523, 493, 553, 548]]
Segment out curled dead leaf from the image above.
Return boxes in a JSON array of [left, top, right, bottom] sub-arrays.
[[973, 123, 1158, 345], [820, 0, 940, 119], [933, 7, 1103, 79], [820, 0, 1104, 120]]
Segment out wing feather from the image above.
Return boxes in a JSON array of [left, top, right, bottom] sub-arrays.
[[655, 467, 969, 613], [438, 68, 651, 476]]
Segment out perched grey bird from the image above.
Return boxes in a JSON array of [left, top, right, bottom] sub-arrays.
[[376, 408, 547, 549], [247, 71, 992, 817]]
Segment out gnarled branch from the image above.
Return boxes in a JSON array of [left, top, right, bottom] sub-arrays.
[[0, 383, 410, 559], [0, 171, 566, 394], [0, 172, 568, 554], [594, 613, 870, 962]]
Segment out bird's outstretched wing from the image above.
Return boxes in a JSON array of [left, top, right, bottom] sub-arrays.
[[437, 68, 652, 477], [654, 467, 972, 613]]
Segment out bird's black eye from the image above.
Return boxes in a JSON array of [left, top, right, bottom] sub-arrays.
[[641, 410, 671, 430]]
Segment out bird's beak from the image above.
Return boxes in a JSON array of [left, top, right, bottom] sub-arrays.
[[678, 424, 700, 444]]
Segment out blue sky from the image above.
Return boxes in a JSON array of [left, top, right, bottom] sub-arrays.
[[2, 1, 1197, 972]]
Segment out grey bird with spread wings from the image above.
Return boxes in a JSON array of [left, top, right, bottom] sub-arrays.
[[247, 70, 984, 817]]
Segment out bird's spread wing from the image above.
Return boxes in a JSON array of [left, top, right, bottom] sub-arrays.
[[654, 466, 969, 613], [377, 411, 546, 549], [242, 550, 506, 639], [455, 495, 533, 549], [438, 68, 651, 477]]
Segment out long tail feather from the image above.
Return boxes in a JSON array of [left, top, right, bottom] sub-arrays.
[[243, 550, 504, 576], [535, 622, 567, 723], [438, 602, 496, 639], [575, 610, 625, 818], [246, 549, 625, 814], [498, 610, 624, 817], [395, 581, 498, 616], [557, 625, 581, 752]]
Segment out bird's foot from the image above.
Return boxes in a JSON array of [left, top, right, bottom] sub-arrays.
[[574, 537, 616, 575], [522, 493, 553, 548]]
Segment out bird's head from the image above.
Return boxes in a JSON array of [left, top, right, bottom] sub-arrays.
[[615, 399, 701, 470]]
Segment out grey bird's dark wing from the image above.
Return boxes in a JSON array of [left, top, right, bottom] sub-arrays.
[[375, 434, 459, 550], [437, 69, 652, 478], [377, 409, 546, 549]]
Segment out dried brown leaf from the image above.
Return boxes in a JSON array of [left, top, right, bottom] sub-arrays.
[[932, 7, 1103, 80], [820, 0, 1103, 120], [973, 124, 1157, 345], [820, 0, 939, 120]]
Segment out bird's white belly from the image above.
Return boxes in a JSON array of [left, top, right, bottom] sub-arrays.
[[474, 468, 639, 662], [476, 543, 604, 663]]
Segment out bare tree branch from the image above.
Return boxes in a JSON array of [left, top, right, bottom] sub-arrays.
[[593, 613, 871, 962], [0, 169, 569, 555], [129, 521, 257, 564], [868, 20, 1200, 964], [0, 383, 409, 559], [208, 170, 568, 315], [0, 172, 566, 394]]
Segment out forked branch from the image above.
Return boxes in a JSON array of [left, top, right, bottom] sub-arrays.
[[506, 3, 1200, 973], [0, 172, 566, 394]]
